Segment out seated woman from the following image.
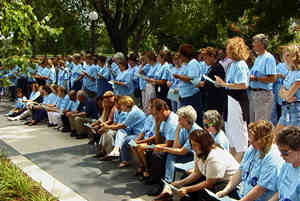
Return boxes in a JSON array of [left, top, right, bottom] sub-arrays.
[[47, 86, 67, 128], [6, 88, 27, 117], [175, 109, 230, 175], [217, 120, 284, 201], [8, 83, 42, 121], [269, 126, 300, 201], [130, 98, 155, 179], [167, 129, 239, 201], [25, 85, 53, 126], [88, 91, 116, 148]]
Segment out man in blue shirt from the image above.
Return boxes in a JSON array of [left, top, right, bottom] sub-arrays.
[[249, 34, 277, 122], [68, 90, 98, 139]]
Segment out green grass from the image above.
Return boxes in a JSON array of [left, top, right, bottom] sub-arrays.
[[0, 153, 58, 201]]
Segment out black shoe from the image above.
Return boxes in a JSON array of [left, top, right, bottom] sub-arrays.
[[61, 127, 70, 132], [76, 134, 87, 139], [93, 153, 105, 158], [146, 185, 163, 196], [70, 130, 77, 137], [143, 177, 157, 185]]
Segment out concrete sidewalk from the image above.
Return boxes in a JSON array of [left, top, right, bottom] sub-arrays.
[[0, 101, 154, 201]]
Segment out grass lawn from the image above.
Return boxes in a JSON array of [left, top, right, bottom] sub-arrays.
[[0, 154, 58, 201]]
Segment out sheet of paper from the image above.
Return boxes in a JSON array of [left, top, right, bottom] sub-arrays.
[[203, 75, 216, 84]]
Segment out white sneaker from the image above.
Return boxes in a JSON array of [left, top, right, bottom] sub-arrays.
[[8, 117, 17, 121]]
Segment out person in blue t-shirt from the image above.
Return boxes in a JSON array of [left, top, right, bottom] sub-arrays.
[[249, 34, 277, 122], [61, 90, 79, 132], [217, 120, 283, 201], [173, 44, 203, 126], [6, 89, 27, 117], [112, 59, 134, 96], [96, 55, 113, 97], [68, 90, 99, 139], [274, 44, 300, 135], [272, 126, 300, 201]]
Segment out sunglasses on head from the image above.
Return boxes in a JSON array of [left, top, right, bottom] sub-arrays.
[[203, 122, 214, 129]]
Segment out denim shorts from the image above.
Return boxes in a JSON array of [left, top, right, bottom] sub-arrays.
[[278, 102, 300, 126]]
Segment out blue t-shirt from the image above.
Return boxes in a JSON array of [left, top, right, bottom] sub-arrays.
[[282, 70, 300, 101], [179, 123, 201, 152], [83, 64, 98, 92], [159, 112, 178, 141], [250, 52, 276, 90], [46, 93, 58, 105], [276, 162, 300, 201], [16, 96, 27, 109], [122, 105, 146, 135], [177, 59, 201, 98], [273, 63, 289, 105], [114, 69, 134, 96], [139, 64, 151, 90], [226, 60, 250, 86], [239, 145, 284, 201], [142, 115, 155, 139], [70, 64, 83, 86], [113, 109, 128, 124], [211, 130, 230, 152]]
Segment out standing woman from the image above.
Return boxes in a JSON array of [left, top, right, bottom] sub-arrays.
[[112, 58, 134, 97], [215, 37, 250, 162], [197, 47, 227, 116], [274, 44, 300, 135], [140, 51, 158, 110], [173, 44, 204, 126]]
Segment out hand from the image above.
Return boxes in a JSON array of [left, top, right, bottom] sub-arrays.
[[173, 74, 180, 79], [171, 181, 182, 188], [286, 96, 296, 103], [250, 75, 256, 81], [173, 89, 178, 94], [167, 81, 172, 87], [214, 75, 226, 87], [154, 144, 164, 152], [279, 88, 288, 100], [177, 187, 189, 197], [216, 190, 226, 198]]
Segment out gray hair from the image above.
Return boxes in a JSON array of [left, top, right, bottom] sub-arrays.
[[113, 52, 126, 62], [77, 90, 87, 99], [203, 110, 223, 131], [177, 105, 197, 125], [253, 33, 269, 49]]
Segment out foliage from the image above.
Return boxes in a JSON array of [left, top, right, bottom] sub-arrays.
[[0, 0, 63, 86], [0, 153, 57, 201]]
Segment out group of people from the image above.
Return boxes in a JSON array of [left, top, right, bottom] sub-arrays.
[[1, 33, 299, 201]]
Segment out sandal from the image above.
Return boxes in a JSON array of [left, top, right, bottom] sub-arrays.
[[117, 161, 129, 168]]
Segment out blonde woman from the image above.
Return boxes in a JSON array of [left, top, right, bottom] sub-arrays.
[[216, 120, 284, 201], [215, 37, 250, 162], [274, 44, 300, 135]]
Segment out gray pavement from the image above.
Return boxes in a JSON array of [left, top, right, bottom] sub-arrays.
[[0, 101, 154, 201]]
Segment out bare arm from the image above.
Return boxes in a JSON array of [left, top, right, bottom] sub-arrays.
[[250, 75, 276, 83], [268, 192, 279, 201], [215, 76, 248, 90], [216, 170, 242, 197]]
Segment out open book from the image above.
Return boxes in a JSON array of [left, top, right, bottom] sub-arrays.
[[204, 189, 237, 201], [161, 179, 190, 197]]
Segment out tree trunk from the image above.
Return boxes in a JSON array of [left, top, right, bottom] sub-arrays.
[[110, 32, 129, 55]]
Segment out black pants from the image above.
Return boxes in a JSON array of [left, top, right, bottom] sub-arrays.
[[61, 114, 70, 130], [148, 151, 167, 184]]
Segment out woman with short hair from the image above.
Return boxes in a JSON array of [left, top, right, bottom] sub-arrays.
[[217, 120, 284, 201], [274, 44, 300, 134], [270, 126, 300, 201]]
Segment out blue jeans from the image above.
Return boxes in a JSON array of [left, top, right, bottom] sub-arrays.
[[120, 135, 137, 162], [164, 153, 194, 183]]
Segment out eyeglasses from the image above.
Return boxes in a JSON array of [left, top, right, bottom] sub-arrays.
[[203, 122, 214, 129]]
